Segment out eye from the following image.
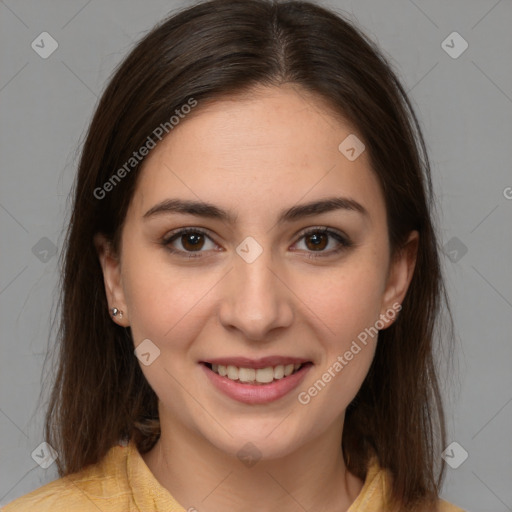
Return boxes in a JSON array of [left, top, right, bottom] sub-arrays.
[[162, 228, 219, 258], [161, 226, 352, 260], [292, 227, 352, 258]]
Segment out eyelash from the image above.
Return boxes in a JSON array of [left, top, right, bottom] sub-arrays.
[[161, 226, 353, 260]]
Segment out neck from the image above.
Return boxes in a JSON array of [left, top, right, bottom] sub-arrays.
[[141, 414, 363, 512]]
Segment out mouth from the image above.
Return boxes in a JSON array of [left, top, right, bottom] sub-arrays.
[[202, 361, 310, 385], [200, 356, 313, 404]]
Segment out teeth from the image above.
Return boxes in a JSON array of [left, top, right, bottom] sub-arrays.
[[227, 365, 238, 380], [255, 367, 274, 383], [274, 365, 284, 379], [283, 363, 294, 376], [211, 363, 304, 383], [238, 367, 255, 382]]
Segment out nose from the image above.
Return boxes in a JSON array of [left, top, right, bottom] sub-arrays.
[[218, 244, 294, 342]]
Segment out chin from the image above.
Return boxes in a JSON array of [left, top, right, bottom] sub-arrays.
[[194, 415, 312, 464]]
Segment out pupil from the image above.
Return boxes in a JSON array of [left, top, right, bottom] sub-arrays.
[[182, 233, 204, 251], [307, 233, 327, 251]]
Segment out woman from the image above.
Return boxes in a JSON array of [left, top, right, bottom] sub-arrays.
[[3, 0, 465, 510]]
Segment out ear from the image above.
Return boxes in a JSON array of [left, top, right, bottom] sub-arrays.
[[94, 233, 130, 326], [379, 230, 419, 328]]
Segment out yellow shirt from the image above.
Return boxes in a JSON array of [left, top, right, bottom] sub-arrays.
[[2, 439, 465, 511]]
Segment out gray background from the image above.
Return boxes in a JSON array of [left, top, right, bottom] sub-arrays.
[[1, 0, 511, 510]]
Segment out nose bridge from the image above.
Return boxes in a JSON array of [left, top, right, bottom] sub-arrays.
[[219, 239, 293, 339]]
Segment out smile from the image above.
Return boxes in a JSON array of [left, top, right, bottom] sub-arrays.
[[201, 358, 313, 404], [206, 362, 303, 385]]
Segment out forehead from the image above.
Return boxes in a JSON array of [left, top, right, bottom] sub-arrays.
[[129, 85, 385, 223]]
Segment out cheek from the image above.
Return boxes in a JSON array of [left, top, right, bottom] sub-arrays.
[[294, 265, 383, 419], [122, 247, 220, 350], [291, 253, 385, 408], [121, 256, 217, 407], [295, 256, 386, 343]]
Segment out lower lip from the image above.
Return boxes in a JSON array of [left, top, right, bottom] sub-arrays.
[[201, 363, 312, 404]]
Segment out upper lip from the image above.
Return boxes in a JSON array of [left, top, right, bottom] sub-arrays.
[[202, 356, 311, 369]]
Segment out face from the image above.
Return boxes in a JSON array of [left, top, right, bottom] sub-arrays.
[[96, 84, 417, 460]]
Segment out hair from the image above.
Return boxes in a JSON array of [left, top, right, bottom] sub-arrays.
[[43, 1, 454, 510]]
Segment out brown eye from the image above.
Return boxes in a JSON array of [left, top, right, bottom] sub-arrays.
[[163, 228, 217, 257], [293, 227, 352, 258], [180, 232, 205, 251], [304, 232, 328, 251]]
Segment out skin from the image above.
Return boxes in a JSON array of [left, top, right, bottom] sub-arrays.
[[95, 84, 418, 512]]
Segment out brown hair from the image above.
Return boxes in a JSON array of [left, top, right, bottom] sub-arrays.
[[43, 1, 454, 510]]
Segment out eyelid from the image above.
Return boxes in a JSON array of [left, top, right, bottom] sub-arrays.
[[161, 227, 220, 256], [293, 225, 349, 243], [162, 226, 213, 243], [291, 226, 352, 258], [161, 225, 352, 258]]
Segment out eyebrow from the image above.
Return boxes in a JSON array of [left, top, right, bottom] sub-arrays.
[[143, 196, 368, 224]]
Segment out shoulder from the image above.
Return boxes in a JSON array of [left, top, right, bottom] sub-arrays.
[[438, 497, 467, 512], [349, 457, 467, 512], [1, 444, 132, 512]]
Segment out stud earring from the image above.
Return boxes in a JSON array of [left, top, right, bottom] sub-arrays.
[[111, 307, 123, 319]]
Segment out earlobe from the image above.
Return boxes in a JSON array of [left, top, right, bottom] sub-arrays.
[[379, 230, 419, 328], [93, 233, 130, 326]]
